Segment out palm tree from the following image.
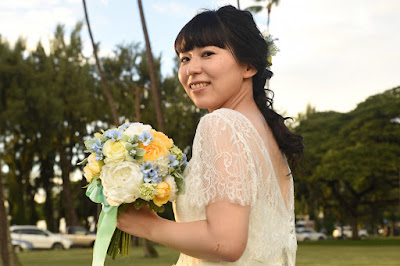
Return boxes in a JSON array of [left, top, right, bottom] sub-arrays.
[[137, 0, 166, 132], [246, 0, 280, 90], [82, 0, 119, 125], [245, 0, 280, 32], [137, 0, 166, 257]]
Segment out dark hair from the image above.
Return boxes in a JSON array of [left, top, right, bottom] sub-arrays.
[[175, 5, 304, 164]]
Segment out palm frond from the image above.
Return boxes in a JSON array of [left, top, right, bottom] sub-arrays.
[[245, 5, 264, 13]]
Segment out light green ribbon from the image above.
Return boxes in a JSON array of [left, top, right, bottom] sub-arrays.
[[86, 179, 118, 266]]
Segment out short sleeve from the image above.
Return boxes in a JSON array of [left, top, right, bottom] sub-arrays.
[[186, 109, 258, 207]]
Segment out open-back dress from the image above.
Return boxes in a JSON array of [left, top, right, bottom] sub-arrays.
[[173, 108, 297, 266]]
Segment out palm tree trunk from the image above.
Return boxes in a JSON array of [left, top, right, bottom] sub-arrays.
[[137, 0, 166, 132], [136, 87, 142, 122], [82, 0, 119, 125], [0, 161, 22, 266]]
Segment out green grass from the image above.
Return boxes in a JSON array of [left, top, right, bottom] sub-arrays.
[[16, 245, 180, 266], [297, 238, 400, 266], [13, 238, 400, 266]]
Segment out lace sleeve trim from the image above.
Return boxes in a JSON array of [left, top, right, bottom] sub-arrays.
[[185, 109, 258, 207]]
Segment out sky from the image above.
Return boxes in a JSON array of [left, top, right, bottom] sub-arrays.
[[1, 0, 399, 117]]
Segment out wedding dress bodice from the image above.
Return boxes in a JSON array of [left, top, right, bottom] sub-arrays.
[[173, 108, 297, 266]]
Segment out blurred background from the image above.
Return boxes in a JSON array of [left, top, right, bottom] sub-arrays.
[[0, 0, 399, 265]]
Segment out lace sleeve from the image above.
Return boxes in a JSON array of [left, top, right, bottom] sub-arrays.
[[187, 110, 258, 207]]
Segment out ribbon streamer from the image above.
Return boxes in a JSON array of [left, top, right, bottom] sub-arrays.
[[86, 180, 118, 266]]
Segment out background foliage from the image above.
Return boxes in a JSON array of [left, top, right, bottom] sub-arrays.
[[0, 24, 399, 240]]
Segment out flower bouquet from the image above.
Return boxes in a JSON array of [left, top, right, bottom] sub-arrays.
[[80, 122, 186, 266]]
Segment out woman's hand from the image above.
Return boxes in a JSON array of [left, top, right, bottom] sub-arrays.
[[116, 204, 160, 239]]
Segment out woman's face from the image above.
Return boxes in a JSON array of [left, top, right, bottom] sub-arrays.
[[178, 46, 252, 112]]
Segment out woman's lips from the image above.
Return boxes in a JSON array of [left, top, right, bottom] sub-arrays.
[[190, 82, 210, 93]]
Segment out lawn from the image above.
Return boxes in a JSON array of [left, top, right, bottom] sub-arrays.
[[296, 238, 400, 266], [14, 238, 400, 266]]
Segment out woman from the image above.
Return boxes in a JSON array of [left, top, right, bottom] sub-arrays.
[[117, 5, 304, 265]]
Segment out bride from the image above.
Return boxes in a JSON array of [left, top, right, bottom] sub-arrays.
[[117, 5, 304, 265]]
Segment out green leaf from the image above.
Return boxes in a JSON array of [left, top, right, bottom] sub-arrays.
[[245, 5, 263, 13], [135, 148, 146, 156], [77, 157, 88, 165], [94, 132, 107, 142], [124, 143, 134, 151], [84, 138, 97, 152], [121, 134, 129, 142]]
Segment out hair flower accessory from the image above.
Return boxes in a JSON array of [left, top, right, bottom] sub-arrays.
[[262, 31, 280, 66]]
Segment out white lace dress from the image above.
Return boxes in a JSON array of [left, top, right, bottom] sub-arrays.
[[173, 108, 297, 266]]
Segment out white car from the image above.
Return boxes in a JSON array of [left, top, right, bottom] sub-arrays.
[[296, 228, 327, 241], [12, 239, 33, 252], [10, 225, 72, 250], [332, 226, 368, 239], [62, 226, 96, 247]]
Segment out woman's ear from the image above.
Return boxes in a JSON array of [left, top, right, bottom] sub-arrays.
[[243, 64, 258, 79]]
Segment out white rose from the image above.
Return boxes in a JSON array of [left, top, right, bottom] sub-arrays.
[[164, 175, 177, 202], [102, 140, 127, 164], [100, 161, 144, 206], [123, 123, 152, 138]]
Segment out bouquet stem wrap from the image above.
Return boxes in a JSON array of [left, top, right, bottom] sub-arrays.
[[87, 179, 119, 266]]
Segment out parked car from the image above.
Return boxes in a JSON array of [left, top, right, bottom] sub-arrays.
[[10, 225, 72, 250], [332, 226, 368, 239], [296, 228, 327, 241], [12, 239, 33, 252], [61, 226, 96, 247]]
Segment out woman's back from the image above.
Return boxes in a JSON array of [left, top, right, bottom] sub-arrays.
[[174, 108, 296, 265]]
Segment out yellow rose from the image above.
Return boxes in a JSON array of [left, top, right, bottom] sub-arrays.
[[83, 165, 94, 182], [138, 139, 168, 162], [84, 153, 104, 182], [153, 182, 171, 207], [150, 130, 173, 149], [102, 140, 127, 164]]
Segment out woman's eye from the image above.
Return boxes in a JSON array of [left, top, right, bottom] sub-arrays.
[[180, 57, 189, 63], [202, 51, 214, 57]]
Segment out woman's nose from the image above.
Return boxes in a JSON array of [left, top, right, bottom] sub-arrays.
[[186, 57, 202, 76]]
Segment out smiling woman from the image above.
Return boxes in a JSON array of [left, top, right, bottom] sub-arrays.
[[116, 5, 304, 266], [178, 46, 256, 111]]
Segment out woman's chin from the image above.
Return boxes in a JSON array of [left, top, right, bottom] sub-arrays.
[[192, 102, 214, 111]]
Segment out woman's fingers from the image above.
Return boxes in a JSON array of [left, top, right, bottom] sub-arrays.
[[116, 204, 159, 238]]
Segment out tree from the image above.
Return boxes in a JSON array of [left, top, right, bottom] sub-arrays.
[[245, 0, 280, 31], [0, 163, 21, 266], [295, 87, 400, 239], [137, 0, 165, 132], [49, 23, 102, 226], [101, 42, 142, 122], [0, 35, 22, 266], [82, 0, 119, 125]]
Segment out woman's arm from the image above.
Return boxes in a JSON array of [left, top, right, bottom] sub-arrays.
[[117, 201, 250, 262]]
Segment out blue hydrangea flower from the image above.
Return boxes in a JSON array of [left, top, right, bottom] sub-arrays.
[[92, 139, 104, 161], [140, 161, 153, 175], [143, 168, 161, 183], [181, 154, 188, 167], [119, 122, 132, 132], [138, 130, 154, 146], [148, 168, 162, 183], [95, 153, 104, 161], [104, 129, 122, 142], [167, 154, 179, 168]]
